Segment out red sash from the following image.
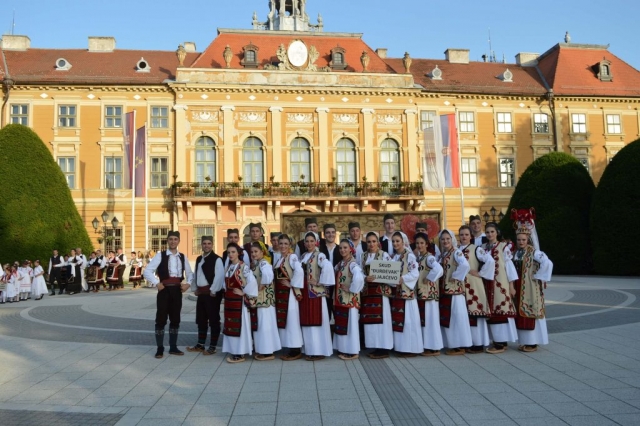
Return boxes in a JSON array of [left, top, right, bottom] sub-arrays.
[[223, 267, 244, 337], [333, 305, 350, 335], [390, 298, 406, 332], [299, 273, 322, 327], [275, 262, 292, 329], [249, 308, 258, 332], [360, 283, 384, 324]]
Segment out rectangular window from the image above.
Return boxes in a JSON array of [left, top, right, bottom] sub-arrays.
[[149, 227, 169, 253], [577, 157, 590, 172], [533, 113, 549, 133], [10, 104, 28, 125], [105, 157, 123, 189], [498, 158, 515, 188], [420, 110, 436, 130], [58, 105, 77, 127], [606, 114, 621, 134], [151, 106, 169, 128], [58, 157, 76, 189], [105, 106, 123, 128], [102, 226, 123, 253], [571, 113, 587, 134], [151, 157, 169, 188], [461, 158, 478, 188], [458, 111, 475, 133], [193, 225, 215, 254], [497, 112, 513, 133]]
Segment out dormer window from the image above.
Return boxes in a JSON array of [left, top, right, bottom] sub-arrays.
[[55, 58, 72, 71], [597, 59, 613, 82], [330, 46, 347, 71], [136, 57, 150, 73], [241, 43, 259, 68]]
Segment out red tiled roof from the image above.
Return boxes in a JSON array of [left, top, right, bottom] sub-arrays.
[[3, 48, 199, 85], [192, 30, 394, 73], [385, 58, 547, 96], [537, 44, 640, 97]]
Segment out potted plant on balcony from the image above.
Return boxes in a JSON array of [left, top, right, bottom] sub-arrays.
[[190, 182, 200, 188], [202, 187, 211, 195]]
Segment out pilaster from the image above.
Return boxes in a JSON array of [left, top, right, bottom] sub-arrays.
[[173, 104, 188, 183], [221, 106, 236, 182], [361, 108, 375, 180], [316, 108, 330, 181], [405, 109, 419, 181], [270, 106, 283, 181]]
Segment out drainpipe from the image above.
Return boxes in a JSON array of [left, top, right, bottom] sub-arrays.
[[546, 89, 560, 151], [1, 75, 14, 128]]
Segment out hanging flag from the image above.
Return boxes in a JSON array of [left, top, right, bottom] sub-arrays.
[[122, 111, 135, 189], [423, 116, 445, 191], [440, 114, 460, 188], [134, 125, 146, 197]]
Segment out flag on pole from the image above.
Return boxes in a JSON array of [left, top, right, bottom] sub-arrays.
[[440, 114, 460, 188], [423, 114, 460, 190], [134, 125, 146, 197], [122, 111, 135, 189]]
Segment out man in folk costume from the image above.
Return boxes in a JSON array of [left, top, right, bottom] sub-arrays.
[[511, 209, 553, 352], [438, 230, 473, 355], [143, 231, 194, 359], [413, 232, 444, 356], [86, 252, 99, 292], [128, 252, 144, 289], [94, 250, 107, 290], [186, 235, 225, 356], [458, 225, 494, 354], [470, 215, 488, 247], [244, 222, 268, 255], [76, 247, 88, 292], [115, 248, 127, 290], [247, 241, 281, 361], [483, 222, 519, 354], [379, 213, 396, 256], [222, 229, 250, 267], [294, 217, 324, 258], [347, 222, 368, 265], [319, 223, 342, 322], [47, 249, 64, 296], [106, 251, 120, 291], [299, 232, 335, 360], [333, 239, 365, 360], [269, 232, 282, 266], [274, 234, 305, 361]]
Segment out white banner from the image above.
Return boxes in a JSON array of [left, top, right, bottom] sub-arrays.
[[423, 119, 445, 192]]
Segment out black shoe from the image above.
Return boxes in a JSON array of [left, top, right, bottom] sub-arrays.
[[169, 347, 184, 356], [155, 347, 164, 359]]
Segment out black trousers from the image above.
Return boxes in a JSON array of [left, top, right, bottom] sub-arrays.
[[49, 269, 62, 293], [117, 266, 126, 288], [155, 286, 182, 329], [195, 290, 223, 342]]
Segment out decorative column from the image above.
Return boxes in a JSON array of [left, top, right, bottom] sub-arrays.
[[316, 107, 330, 181], [269, 106, 283, 181], [173, 104, 189, 183], [405, 109, 419, 181], [220, 106, 235, 182], [361, 108, 375, 179]]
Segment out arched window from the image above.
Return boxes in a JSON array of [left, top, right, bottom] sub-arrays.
[[243, 137, 264, 184], [290, 137, 310, 182], [336, 138, 356, 184], [380, 139, 400, 182], [195, 136, 216, 183]]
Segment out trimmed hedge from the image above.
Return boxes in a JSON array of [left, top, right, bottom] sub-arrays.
[[590, 139, 640, 276], [499, 152, 595, 274], [0, 124, 93, 266]]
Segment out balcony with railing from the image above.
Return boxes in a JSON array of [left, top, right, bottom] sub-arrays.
[[172, 181, 424, 200]]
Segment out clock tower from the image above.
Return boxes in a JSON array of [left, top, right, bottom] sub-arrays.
[[253, 0, 324, 32]]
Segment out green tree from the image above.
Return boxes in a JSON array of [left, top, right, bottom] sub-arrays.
[[498, 152, 595, 274], [0, 124, 92, 266], [590, 139, 640, 276]]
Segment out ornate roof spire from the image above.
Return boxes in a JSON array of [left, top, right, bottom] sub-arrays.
[[253, 0, 323, 32]]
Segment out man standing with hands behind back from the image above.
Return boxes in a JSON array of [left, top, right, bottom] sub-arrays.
[[144, 231, 193, 359]]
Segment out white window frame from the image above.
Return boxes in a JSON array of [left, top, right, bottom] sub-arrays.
[[10, 104, 29, 125], [458, 111, 475, 133], [150, 157, 169, 189], [150, 106, 169, 129], [57, 157, 77, 189], [496, 112, 513, 133], [498, 157, 516, 188], [149, 227, 169, 253], [58, 105, 77, 128], [105, 105, 123, 128], [533, 113, 549, 134], [420, 110, 436, 131], [606, 114, 622, 135], [290, 137, 311, 182], [105, 156, 123, 189], [461, 157, 478, 188], [571, 113, 587, 134]]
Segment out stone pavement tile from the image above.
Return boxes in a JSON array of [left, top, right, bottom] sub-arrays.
[[280, 363, 315, 374], [431, 383, 477, 395], [91, 386, 134, 398], [320, 398, 365, 413], [515, 418, 570, 426], [606, 413, 640, 426], [520, 390, 574, 404], [483, 391, 533, 405], [559, 415, 619, 425], [240, 380, 279, 393], [494, 403, 553, 419], [444, 394, 493, 406], [580, 378, 631, 389], [278, 389, 319, 401], [453, 404, 511, 421], [156, 393, 197, 406], [457, 373, 504, 384], [174, 375, 212, 386], [316, 378, 353, 390], [136, 419, 184, 426], [542, 379, 592, 391], [321, 411, 370, 426], [509, 381, 554, 392], [143, 403, 193, 419], [183, 416, 230, 426], [229, 415, 276, 426], [242, 373, 281, 383], [471, 382, 517, 394], [77, 396, 122, 407], [67, 378, 108, 389], [10, 388, 58, 403], [237, 391, 279, 403], [584, 400, 640, 415], [464, 420, 518, 426], [561, 389, 616, 402], [129, 385, 167, 396], [277, 400, 320, 414], [166, 383, 206, 395], [232, 401, 277, 416], [198, 391, 241, 404], [275, 413, 322, 426], [278, 379, 316, 392], [318, 387, 357, 400], [602, 387, 640, 401], [189, 402, 236, 417], [114, 394, 160, 407], [540, 402, 598, 417]]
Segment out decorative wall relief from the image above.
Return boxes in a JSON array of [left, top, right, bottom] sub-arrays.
[[333, 114, 358, 124], [238, 112, 267, 123], [191, 110, 219, 123], [287, 113, 313, 124], [377, 114, 402, 125]]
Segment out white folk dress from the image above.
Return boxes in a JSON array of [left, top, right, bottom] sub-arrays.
[[275, 253, 304, 348], [252, 260, 282, 354], [392, 250, 423, 354], [299, 251, 335, 357], [485, 242, 519, 343], [516, 249, 553, 346], [417, 253, 444, 351], [362, 251, 394, 350], [440, 249, 473, 349], [332, 260, 365, 355], [461, 244, 495, 347], [31, 266, 48, 297], [222, 263, 258, 356]]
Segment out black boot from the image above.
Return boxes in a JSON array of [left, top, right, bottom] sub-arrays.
[[155, 328, 165, 358], [169, 328, 183, 356]]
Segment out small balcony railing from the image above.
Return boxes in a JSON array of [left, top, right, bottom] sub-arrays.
[[172, 181, 424, 199]]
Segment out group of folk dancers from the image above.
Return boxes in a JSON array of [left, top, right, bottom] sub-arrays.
[[146, 214, 553, 362], [0, 260, 48, 303]]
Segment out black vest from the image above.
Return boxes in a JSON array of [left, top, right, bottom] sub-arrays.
[[381, 238, 390, 254], [319, 242, 342, 267], [157, 251, 185, 281], [194, 252, 221, 286], [50, 255, 61, 266]]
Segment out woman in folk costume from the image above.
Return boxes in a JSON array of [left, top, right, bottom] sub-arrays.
[[222, 243, 258, 363], [483, 222, 519, 354], [361, 232, 394, 359], [512, 216, 553, 352], [31, 260, 48, 300], [0, 264, 10, 303], [390, 231, 423, 356], [438, 230, 473, 355], [66, 249, 82, 295], [333, 239, 365, 360], [7, 265, 20, 303], [274, 234, 305, 361], [86, 252, 99, 291], [106, 251, 120, 291], [248, 241, 281, 361], [458, 225, 495, 354], [298, 232, 335, 361], [414, 233, 444, 356], [128, 251, 143, 289]]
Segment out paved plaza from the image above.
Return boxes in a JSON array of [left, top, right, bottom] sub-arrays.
[[0, 276, 639, 426]]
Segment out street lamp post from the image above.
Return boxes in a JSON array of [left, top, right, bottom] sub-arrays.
[[483, 206, 504, 223]]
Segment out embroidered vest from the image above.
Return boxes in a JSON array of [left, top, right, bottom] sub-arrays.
[[486, 241, 516, 316], [394, 250, 414, 300], [440, 249, 465, 295], [416, 253, 438, 301], [301, 250, 327, 298], [335, 258, 361, 309], [362, 250, 393, 297], [514, 245, 545, 319], [461, 244, 491, 316], [275, 253, 302, 299], [249, 260, 275, 308]]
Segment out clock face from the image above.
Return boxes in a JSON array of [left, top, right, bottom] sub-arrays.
[[288, 40, 308, 68]]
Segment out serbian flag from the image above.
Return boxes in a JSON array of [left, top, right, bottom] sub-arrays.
[[440, 114, 460, 188], [122, 111, 136, 189], [134, 125, 146, 197]]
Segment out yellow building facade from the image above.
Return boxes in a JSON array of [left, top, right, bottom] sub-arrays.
[[2, 2, 639, 258]]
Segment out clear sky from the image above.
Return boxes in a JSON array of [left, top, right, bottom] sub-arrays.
[[4, 0, 640, 69]]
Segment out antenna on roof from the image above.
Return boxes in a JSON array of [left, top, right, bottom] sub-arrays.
[[487, 28, 497, 63], [12, 9, 15, 35]]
